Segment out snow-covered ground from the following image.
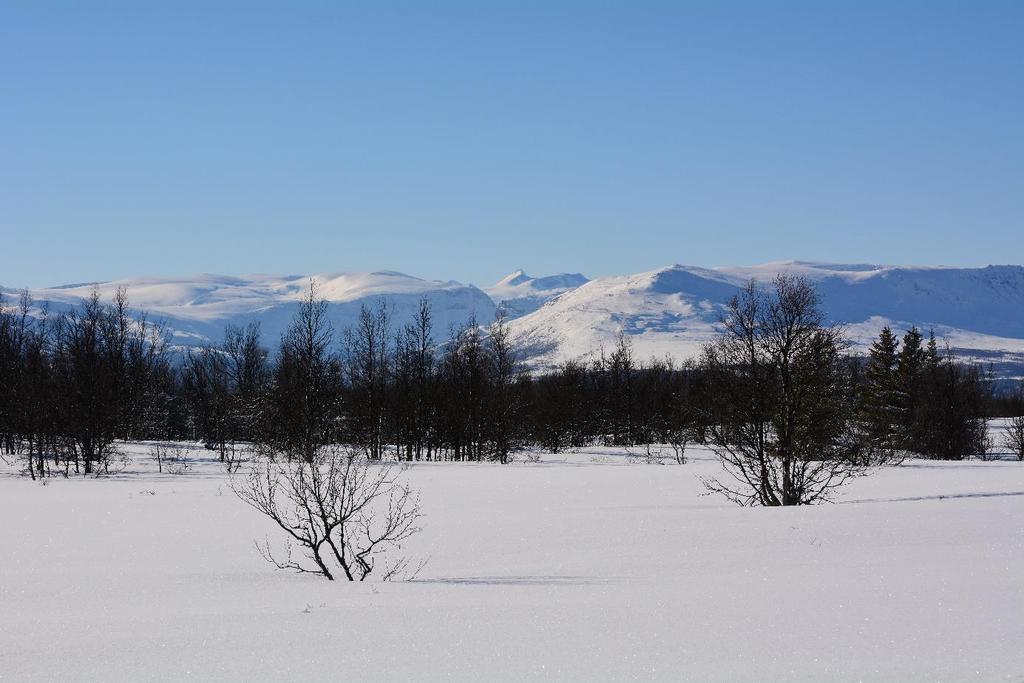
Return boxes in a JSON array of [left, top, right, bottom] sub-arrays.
[[2, 440, 1023, 681]]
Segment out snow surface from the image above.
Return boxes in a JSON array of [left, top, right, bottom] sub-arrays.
[[2, 437, 1023, 681]]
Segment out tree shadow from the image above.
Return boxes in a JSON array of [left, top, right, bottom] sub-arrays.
[[842, 490, 1024, 504], [413, 575, 616, 586]]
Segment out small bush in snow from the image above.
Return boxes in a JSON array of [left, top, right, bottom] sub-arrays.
[[626, 445, 668, 465], [233, 446, 423, 582], [1005, 416, 1024, 461], [150, 443, 191, 474]]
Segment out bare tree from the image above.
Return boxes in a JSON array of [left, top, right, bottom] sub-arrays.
[[184, 323, 266, 472], [485, 311, 528, 464], [263, 282, 343, 463], [698, 275, 869, 506], [50, 288, 167, 475], [183, 343, 232, 459], [233, 447, 423, 581], [1, 291, 56, 478], [606, 331, 635, 445], [345, 300, 392, 460]]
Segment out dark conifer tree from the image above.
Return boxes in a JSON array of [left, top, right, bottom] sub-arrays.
[[859, 326, 901, 453], [916, 345, 991, 459], [895, 327, 927, 450]]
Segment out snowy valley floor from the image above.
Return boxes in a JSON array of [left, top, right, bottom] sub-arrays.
[[1, 444, 1023, 682]]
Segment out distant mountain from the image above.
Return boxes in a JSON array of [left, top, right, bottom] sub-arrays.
[[5, 262, 1023, 376], [485, 270, 589, 317], [7, 271, 495, 349], [506, 262, 1024, 375]]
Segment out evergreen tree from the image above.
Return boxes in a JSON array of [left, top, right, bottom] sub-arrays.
[[916, 346, 991, 459], [925, 330, 941, 370], [859, 326, 901, 452], [894, 327, 927, 450]]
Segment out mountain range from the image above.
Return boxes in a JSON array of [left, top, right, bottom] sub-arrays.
[[5, 262, 1024, 375]]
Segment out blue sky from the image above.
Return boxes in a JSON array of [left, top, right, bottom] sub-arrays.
[[1, 1, 1022, 289]]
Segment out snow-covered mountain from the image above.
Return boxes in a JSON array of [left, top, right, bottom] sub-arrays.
[[485, 270, 589, 317], [505, 265, 733, 363], [5, 262, 1024, 375], [506, 262, 1024, 374], [7, 271, 495, 349]]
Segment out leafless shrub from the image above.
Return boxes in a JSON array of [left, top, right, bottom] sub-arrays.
[[666, 428, 692, 464], [1004, 416, 1024, 461], [221, 442, 247, 473], [167, 447, 191, 475], [97, 444, 130, 475], [233, 446, 423, 581], [626, 444, 667, 465], [150, 442, 191, 474]]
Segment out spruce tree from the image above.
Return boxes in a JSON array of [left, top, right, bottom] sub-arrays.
[[860, 326, 900, 452], [916, 347, 991, 459], [895, 327, 926, 451], [925, 330, 941, 370]]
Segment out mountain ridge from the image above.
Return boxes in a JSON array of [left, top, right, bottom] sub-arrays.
[[504, 262, 1024, 372], [4, 262, 1023, 375], [485, 270, 590, 318]]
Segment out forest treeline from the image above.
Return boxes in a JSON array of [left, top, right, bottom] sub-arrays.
[[1, 278, 1020, 480]]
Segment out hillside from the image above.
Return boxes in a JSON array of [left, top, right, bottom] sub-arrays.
[[507, 262, 1024, 372], [5, 262, 1024, 374], [485, 270, 589, 318], [8, 272, 495, 348]]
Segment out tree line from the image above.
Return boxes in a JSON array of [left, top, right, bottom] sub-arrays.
[[1, 277, 1019, 486], [857, 325, 994, 460], [0, 290, 171, 477]]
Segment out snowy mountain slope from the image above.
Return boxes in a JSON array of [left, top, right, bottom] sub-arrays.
[[508, 262, 1024, 369], [505, 266, 735, 363], [8, 272, 495, 349], [5, 262, 1024, 374], [716, 261, 1024, 339], [485, 270, 589, 317]]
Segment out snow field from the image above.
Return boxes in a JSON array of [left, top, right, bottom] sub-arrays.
[[1, 442, 1023, 681]]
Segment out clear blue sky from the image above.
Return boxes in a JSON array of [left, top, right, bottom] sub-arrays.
[[2, 1, 1022, 289]]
